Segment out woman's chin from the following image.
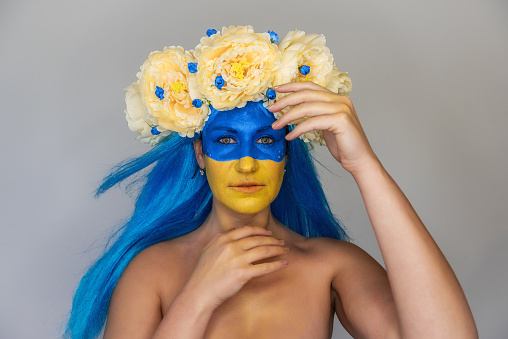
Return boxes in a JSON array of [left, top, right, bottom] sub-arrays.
[[224, 199, 272, 215]]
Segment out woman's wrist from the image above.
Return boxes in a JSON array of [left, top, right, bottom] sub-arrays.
[[173, 281, 219, 317], [346, 154, 385, 182], [155, 284, 217, 338]]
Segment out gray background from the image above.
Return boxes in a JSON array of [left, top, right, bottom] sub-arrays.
[[1, 0, 507, 338]]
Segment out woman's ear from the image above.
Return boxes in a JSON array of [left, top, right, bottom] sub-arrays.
[[193, 139, 205, 169]]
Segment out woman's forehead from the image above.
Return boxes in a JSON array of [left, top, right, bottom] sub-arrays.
[[204, 103, 277, 134], [203, 103, 276, 135]]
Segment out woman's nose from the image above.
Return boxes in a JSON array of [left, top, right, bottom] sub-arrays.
[[234, 156, 259, 173]]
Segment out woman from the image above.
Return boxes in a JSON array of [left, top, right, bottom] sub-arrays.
[[66, 26, 477, 338]]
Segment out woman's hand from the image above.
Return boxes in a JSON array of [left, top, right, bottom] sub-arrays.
[[184, 226, 288, 308], [270, 81, 379, 175]]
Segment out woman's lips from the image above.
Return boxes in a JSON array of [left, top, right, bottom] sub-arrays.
[[229, 182, 265, 193]]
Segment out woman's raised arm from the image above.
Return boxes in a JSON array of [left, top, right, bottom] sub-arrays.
[[270, 81, 478, 338]]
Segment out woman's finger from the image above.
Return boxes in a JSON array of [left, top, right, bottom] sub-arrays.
[[275, 81, 332, 94], [285, 115, 348, 141], [272, 101, 343, 128], [221, 225, 273, 242], [243, 245, 289, 265], [245, 260, 288, 279], [269, 89, 333, 113], [237, 235, 284, 251]]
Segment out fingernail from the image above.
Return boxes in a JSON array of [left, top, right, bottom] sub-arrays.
[[284, 247, 289, 253], [278, 239, 285, 245], [272, 120, 278, 127], [274, 85, 280, 90], [268, 104, 275, 111]]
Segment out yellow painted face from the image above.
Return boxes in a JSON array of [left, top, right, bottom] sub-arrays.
[[201, 101, 287, 214], [204, 155, 286, 214]]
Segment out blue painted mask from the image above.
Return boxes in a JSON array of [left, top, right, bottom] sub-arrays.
[[202, 101, 286, 162]]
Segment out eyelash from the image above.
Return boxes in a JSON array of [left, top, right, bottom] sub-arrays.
[[218, 137, 237, 144], [256, 137, 274, 145], [217, 136, 275, 145]]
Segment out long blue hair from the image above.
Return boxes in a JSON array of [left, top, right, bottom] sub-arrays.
[[65, 101, 349, 338]]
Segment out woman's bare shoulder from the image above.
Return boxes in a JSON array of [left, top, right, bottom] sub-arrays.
[[126, 235, 200, 281], [295, 236, 387, 281], [103, 242, 173, 338], [113, 240, 182, 296], [112, 231, 205, 303], [296, 236, 365, 259], [104, 237, 198, 337]]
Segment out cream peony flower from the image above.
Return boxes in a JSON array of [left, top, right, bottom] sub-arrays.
[[193, 25, 282, 110], [274, 30, 352, 94], [300, 130, 326, 147], [125, 82, 171, 145], [125, 46, 209, 143]]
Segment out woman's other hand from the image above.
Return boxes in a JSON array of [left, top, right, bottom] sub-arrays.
[[184, 225, 288, 308]]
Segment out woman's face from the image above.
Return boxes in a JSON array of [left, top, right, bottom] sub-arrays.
[[200, 103, 286, 214]]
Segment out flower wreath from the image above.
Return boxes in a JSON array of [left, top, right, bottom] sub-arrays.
[[124, 25, 352, 146]]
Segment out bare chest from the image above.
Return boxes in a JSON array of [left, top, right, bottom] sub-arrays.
[[205, 273, 335, 338], [161, 254, 336, 339]]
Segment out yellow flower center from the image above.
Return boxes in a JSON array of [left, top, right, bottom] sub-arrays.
[[230, 61, 252, 79], [299, 75, 312, 82], [171, 81, 187, 94]]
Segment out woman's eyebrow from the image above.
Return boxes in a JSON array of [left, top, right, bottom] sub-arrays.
[[208, 125, 276, 134], [256, 126, 275, 133]]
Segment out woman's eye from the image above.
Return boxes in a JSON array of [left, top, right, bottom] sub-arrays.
[[256, 137, 274, 145], [218, 137, 237, 144]]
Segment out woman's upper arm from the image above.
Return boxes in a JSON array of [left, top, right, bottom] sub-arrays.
[[331, 242, 400, 339], [103, 247, 167, 339]]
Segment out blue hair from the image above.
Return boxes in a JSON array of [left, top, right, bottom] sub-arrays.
[[65, 102, 349, 338]]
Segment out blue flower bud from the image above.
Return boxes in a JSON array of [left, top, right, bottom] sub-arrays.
[[151, 126, 161, 135], [155, 86, 164, 100], [188, 62, 198, 73], [266, 89, 276, 100], [192, 99, 203, 108], [268, 30, 279, 43], [299, 65, 310, 75], [215, 75, 225, 90], [206, 29, 217, 37]]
